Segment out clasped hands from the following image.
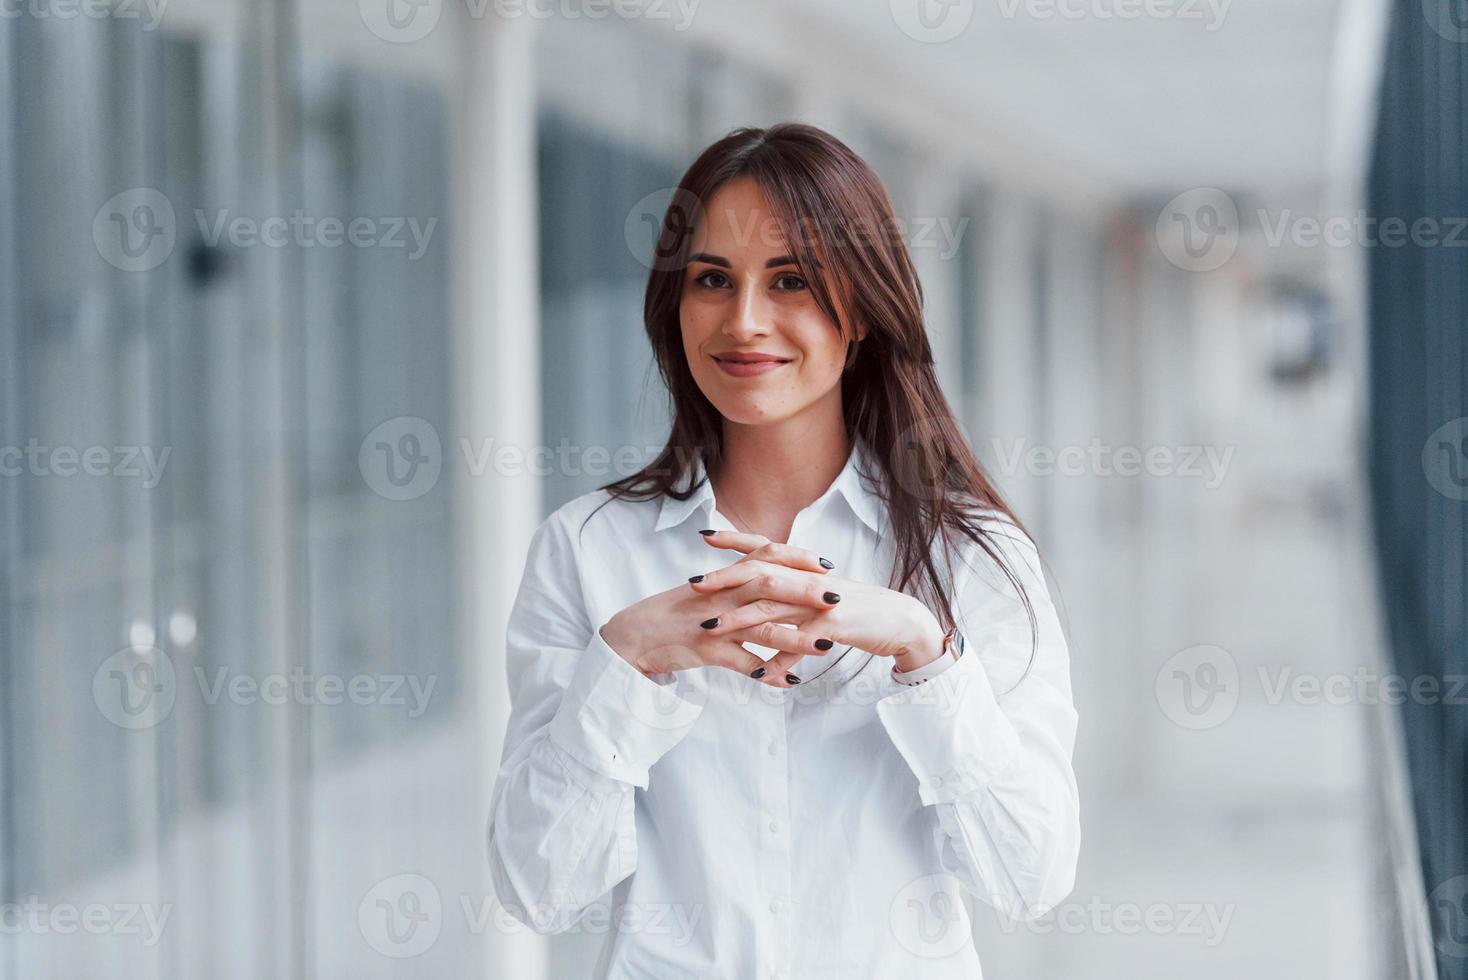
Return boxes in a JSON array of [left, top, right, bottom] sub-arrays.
[[600, 528, 946, 688]]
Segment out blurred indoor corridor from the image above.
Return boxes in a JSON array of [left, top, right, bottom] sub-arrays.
[[3, 1, 1462, 978]]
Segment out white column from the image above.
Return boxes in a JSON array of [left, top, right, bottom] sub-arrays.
[[450, 10, 547, 978]]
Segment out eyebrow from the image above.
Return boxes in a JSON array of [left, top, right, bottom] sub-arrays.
[[688, 253, 803, 270]]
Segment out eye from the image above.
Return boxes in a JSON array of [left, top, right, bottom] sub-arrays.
[[772, 272, 806, 291], [692, 269, 730, 290]]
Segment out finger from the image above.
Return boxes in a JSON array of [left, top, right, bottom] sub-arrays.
[[760, 648, 815, 686], [699, 638, 777, 680], [698, 569, 842, 614], [723, 621, 835, 660], [744, 541, 835, 575], [686, 557, 777, 594], [697, 529, 770, 554], [700, 598, 814, 636], [692, 533, 835, 576]]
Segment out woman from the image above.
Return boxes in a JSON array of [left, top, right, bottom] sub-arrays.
[[487, 123, 1079, 978]]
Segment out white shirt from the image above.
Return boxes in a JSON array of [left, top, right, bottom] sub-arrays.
[[486, 437, 1080, 979]]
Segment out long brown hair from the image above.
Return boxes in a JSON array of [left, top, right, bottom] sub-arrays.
[[587, 122, 1036, 671]]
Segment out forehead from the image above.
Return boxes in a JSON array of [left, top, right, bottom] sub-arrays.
[[690, 177, 793, 257]]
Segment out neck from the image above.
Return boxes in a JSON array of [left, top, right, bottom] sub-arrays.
[[709, 411, 851, 543]]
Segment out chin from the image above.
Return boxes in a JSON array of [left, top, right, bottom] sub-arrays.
[[723, 401, 800, 425]]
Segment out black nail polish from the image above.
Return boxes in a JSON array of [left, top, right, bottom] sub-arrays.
[[700, 617, 720, 629], [786, 673, 800, 685], [688, 574, 704, 583], [818, 557, 834, 569], [823, 591, 841, 604], [751, 666, 766, 678], [815, 638, 833, 651], [699, 529, 716, 536]]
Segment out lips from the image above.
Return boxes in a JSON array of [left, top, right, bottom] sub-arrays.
[[713, 352, 792, 364], [713, 352, 792, 378]]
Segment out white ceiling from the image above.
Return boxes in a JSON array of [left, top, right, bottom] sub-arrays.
[[802, 0, 1354, 210]]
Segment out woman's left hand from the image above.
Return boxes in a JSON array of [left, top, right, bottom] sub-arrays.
[[689, 529, 946, 685]]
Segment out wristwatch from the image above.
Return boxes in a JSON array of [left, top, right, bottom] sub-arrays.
[[891, 625, 965, 686]]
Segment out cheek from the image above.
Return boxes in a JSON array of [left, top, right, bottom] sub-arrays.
[[797, 318, 848, 372], [679, 302, 709, 355]]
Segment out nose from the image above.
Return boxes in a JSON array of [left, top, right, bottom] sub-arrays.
[[723, 278, 772, 341]]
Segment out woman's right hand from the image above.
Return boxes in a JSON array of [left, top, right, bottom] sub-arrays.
[[598, 537, 836, 680]]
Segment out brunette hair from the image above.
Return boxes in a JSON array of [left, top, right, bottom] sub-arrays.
[[587, 121, 1037, 674]]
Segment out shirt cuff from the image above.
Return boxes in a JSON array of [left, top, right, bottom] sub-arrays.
[[547, 626, 706, 789], [875, 645, 1023, 806], [890, 649, 960, 686]]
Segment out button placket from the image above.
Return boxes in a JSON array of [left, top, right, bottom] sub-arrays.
[[756, 694, 793, 979]]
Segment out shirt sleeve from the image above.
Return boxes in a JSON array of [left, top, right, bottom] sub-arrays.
[[485, 506, 706, 934], [874, 517, 1080, 922], [889, 637, 961, 686]]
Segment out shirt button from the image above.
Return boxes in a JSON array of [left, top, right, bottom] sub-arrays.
[[769, 899, 783, 914], [932, 775, 946, 788], [767, 741, 780, 756], [768, 819, 781, 833]]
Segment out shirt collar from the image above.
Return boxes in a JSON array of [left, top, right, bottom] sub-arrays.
[[655, 437, 885, 536]]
